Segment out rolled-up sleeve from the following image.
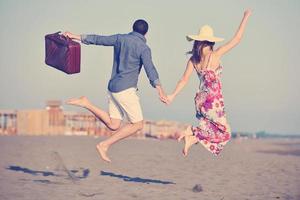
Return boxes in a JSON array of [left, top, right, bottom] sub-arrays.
[[141, 47, 161, 88], [80, 34, 119, 46]]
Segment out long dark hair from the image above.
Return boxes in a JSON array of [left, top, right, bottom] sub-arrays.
[[188, 40, 215, 65]]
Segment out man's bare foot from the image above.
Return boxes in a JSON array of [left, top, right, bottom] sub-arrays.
[[182, 135, 198, 157], [96, 142, 111, 163], [66, 96, 90, 108], [178, 126, 193, 142]]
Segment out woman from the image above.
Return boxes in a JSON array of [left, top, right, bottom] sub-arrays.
[[167, 10, 252, 156]]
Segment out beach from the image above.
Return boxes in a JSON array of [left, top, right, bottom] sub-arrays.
[[0, 136, 299, 200]]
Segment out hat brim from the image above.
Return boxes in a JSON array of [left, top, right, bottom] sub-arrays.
[[186, 35, 224, 42]]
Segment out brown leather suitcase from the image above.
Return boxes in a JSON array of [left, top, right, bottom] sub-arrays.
[[45, 32, 80, 74]]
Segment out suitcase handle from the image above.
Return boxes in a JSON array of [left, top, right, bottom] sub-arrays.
[[49, 31, 72, 45], [59, 34, 71, 42], [55, 31, 72, 41]]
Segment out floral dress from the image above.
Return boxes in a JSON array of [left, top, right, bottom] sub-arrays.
[[192, 54, 231, 155]]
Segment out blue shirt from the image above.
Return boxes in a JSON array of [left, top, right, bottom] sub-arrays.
[[81, 32, 161, 93]]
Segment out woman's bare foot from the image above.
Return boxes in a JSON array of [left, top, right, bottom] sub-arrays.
[[178, 126, 193, 142], [182, 135, 198, 156], [66, 96, 90, 108], [96, 142, 111, 163]]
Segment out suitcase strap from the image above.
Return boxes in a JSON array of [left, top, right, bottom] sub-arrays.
[[50, 31, 72, 45]]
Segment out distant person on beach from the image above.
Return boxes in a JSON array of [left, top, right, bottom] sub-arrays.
[[63, 19, 168, 162], [167, 10, 252, 156]]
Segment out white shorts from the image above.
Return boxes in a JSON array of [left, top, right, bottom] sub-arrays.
[[108, 88, 143, 123]]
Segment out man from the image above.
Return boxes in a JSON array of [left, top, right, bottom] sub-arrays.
[[63, 19, 168, 163]]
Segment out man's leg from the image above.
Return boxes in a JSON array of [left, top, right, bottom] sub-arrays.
[[96, 88, 144, 162], [66, 96, 121, 130], [96, 120, 143, 162]]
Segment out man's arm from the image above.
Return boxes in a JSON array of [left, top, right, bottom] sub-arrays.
[[141, 47, 168, 104], [141, 47, 160, 87], [63, 31, 118, 46]]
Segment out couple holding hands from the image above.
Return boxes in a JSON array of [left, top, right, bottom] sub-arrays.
[[64, 9, 252, 163]]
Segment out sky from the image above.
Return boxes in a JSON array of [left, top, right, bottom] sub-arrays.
[[0, 0, 299, 134]]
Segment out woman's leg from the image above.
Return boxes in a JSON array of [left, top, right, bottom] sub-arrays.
[[178, 126, 194, 142], [182, 135, 199, 156], [178, 126, 198, 156]]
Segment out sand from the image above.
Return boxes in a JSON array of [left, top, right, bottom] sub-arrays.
[[0, 136, 300, 200]]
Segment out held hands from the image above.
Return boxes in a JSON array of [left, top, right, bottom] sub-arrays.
[[166, 94, 175, 104], [160, 95, 169, 105], [159, 93, 176, 105], [159, 92, 176, 106], [158, 90, 170, 105], [156, 85, 170, 105], [155, 85, 176, 105]]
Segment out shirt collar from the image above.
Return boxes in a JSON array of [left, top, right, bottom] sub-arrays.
[[130, 31, 146, 43]]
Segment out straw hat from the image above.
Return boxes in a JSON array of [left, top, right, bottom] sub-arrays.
[[186, 25, 224, 42]]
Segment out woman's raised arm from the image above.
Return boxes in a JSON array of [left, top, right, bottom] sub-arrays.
[[216, 9, 252, 56]]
